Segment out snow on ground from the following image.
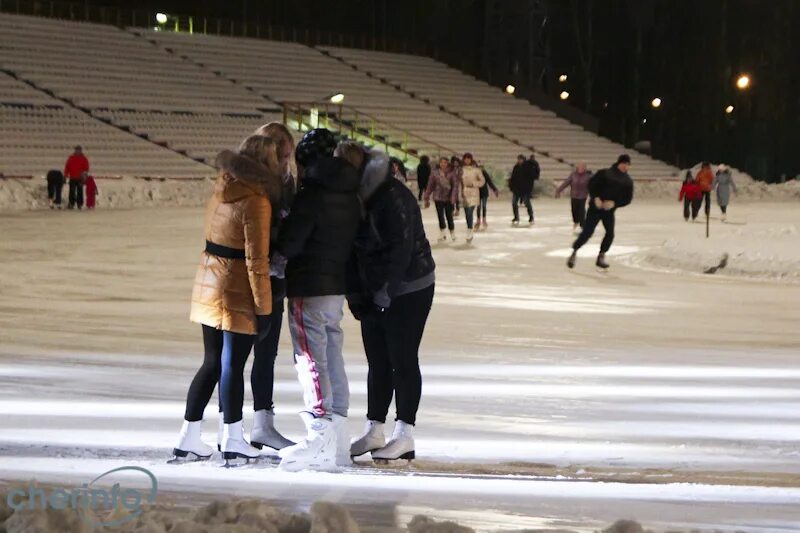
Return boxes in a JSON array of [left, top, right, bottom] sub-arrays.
[[1, 199, 799, 531]]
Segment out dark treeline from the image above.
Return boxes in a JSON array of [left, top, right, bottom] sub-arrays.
[[61, 0, 799, 180]]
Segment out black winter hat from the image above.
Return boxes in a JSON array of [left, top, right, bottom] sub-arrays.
[[617, 154, 631, 164], [295, 128, 338, 168]]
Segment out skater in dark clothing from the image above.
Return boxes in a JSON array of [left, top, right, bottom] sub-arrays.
[[476, 165, 498, 231], [450, 156, 463, 217], [416, 156, 431, 202], [556, 163, 592, 231], [568, 154, 634, 270], [246, 122, 297, 452], [390, 157, 407, 183], [337, 142, 435, 462], [46, 169, 65, 209], [678, 171, 703, 221], [175, 134, 282, 463], [508, 154, 534, 225]]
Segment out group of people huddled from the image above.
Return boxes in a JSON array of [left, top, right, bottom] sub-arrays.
[[175, 125, 435, 471], [679, 162, 737, 222], [46, 146, 98, 210]]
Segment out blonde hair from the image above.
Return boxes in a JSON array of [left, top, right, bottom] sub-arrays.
[[238, 134, 280, 176], [334, 141, 366, 170], [255, 122, 295, 176]]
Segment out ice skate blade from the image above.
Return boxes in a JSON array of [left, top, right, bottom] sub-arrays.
[[372, 450, 415, 464], [168, 448, 212, 464]]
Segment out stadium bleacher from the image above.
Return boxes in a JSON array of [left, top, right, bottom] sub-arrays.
[[0, 11, 678, 181]]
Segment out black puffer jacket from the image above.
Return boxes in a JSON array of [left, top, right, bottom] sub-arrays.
[[348, 151, 435, 308], [277, 157, 361, 297], [588, 164, 634, 208]]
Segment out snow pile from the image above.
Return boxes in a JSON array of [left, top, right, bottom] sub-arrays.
[[0, 177, 214, 211], [0, 484, 648, 533], [628, 224, 800, 283]]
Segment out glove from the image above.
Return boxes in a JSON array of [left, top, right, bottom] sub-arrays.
[[256, 315, 272, 342], [593, 197, 603, 209], [602, 200, 616, 210], [270, 252, 287, 279]]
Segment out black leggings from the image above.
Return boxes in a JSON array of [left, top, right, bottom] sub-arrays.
[[478, 196, 488, 219], [251, 303, 284, 412], [573, 205, 616, 254], [434, 201, 455, 231], [68, 180, 83, 209], [702, 191, 711, 216], [571, 198, 587, 226], [47, 178, 63, 205], [184, 325, 254, 424], [684, 198, 702, 220], [360, 284, 434, 426]]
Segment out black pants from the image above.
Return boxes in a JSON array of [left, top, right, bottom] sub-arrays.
[[184, 325, 254, 424], [571, 198, 587, 226], [47, 178, 63, 205], [417, 180, 428, 202], [434, 201, 455, 231], [702, 191, 711, 216], [720, 204, 728, 214], [512, 193, 533, 221], [573, 205, 615, 254], [684, 198, 702, 220], [360, 284, 434, 426], [478, 196, 488, 219], [68, 180, 83, 209], [251, 302, 284, 412]]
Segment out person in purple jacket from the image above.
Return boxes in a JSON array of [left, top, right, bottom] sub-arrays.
[[556, 163, 592, 231]]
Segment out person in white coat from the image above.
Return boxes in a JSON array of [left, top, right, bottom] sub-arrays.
[[459, 153, 486, 243]]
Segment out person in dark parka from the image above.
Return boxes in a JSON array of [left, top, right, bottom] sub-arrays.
[[337, 142, 435, 463], [415, 156, 431, 202]]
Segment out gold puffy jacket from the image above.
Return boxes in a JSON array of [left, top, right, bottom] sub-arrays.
[[190, 151, 281, 335]]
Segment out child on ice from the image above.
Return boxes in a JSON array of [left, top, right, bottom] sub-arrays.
[[678, 171, 702, 222], [84, 174, 98, 210]]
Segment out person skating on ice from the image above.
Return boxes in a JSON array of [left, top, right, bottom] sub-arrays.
[[175, 135, 281, 464], [567, 154, 634, 270], [678, 170, 703, 222], [415, 155, 431, 203], [336, 142, 436, 463], [713, 164, 737, 222], [695, 162, 714, 217], [555, 162, 592, 231], [459, 153, 486, 243], [272, 128, 361, 471], [508, 154, 535, 226], [64, 145, 89, 210], [450, 156, 463, 218], [476, 162, 499, 231], [242, 122, 298, 453], [423, 157, 459, 242]]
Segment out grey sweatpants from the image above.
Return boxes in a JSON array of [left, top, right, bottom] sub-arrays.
[[288, 295, 349, 418]]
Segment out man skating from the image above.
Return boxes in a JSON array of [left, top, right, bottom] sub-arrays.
[[567, 154, 634, 270], [64, 146, 89, 210]]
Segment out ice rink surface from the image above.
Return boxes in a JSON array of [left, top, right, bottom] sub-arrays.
[[1, 198, 799, 531]]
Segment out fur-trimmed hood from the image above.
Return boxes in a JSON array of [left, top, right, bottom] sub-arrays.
[[214, 150, 282, 206]]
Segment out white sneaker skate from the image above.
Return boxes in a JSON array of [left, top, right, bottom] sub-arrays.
[[437, 230, 447, 243], [216, 413, 223, 451], [450, 231, 457, 242], [171, 420, 214, 462], [221, 420, 262, 466], [332, 414, 352, 467], [372, 421, 415, 463], [250, 409, 294, 451], [349, 419, 385, 458], [466, 229, 474, 243], [279, 412, 337, 472]]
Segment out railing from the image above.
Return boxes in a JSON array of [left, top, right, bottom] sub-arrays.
[[282, 101, 457, 165]]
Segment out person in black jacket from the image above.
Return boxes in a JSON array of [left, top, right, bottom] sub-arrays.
[[272, 128, 362, 471], [476, 164, 499, 231], [508, 154, 534, 225], [336, 141, 435, 463], [568, 154, 634, 270], [415, 156, 431, 202], [46, 169, 65, 209]]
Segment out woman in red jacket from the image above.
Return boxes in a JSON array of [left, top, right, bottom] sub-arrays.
[[678, 171, 703, 222]]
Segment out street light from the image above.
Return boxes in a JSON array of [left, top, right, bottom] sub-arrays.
[[559, 74, 568, 83], [505, 84, 516, 95], [736, 74, 751, 90], [651, 97, 662, 108], [156, 12, 168, 24], [725, 105, 734, 114], [559, 91, 570, 100], [329, 93, 345, 104]]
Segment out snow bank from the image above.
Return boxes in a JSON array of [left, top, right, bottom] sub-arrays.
[[0, 483, 646, 533], [0, 177, 213, 211], [625, 222, 800, 283]]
